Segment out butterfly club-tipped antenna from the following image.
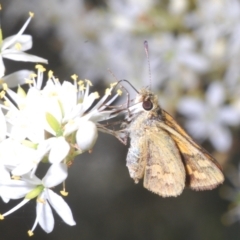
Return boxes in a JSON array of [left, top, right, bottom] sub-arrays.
[[144, 40, 152, 90]]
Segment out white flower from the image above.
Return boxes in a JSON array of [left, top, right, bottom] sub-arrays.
[[177, 81, 240, 152], [0, 163, 75, 235], [0, 12, 48, 77]]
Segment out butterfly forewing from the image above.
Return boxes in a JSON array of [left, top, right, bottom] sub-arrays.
[[159, 111, 224, 190]]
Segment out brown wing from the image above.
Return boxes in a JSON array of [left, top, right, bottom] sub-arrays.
[[143, 127, 186, 197], [159, 110, 224, 190], [127, 122, 186, 197]]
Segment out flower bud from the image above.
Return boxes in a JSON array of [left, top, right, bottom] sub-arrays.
[[76, 120, 98, 152]]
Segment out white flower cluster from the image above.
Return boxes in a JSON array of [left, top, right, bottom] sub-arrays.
[[0, 12, 123, 236], [0, 66, 122, 235]]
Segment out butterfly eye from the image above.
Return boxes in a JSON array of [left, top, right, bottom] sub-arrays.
[[142, 100, 153, 111]]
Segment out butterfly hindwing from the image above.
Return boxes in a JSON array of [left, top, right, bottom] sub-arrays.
[[143, 126, 186, 197]]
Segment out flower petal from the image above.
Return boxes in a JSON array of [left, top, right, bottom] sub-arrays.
[[46, 189, 76, 226], [11, 161, 36, 176], [0, 180, 35, 199], [38, 193, 54, 233], [0, 108, 7, 142], [206, 81, 225, 107], [2, 50, 48, 64], [219, 106, 240, 126], [177, 97, 205, 117], [0, 56, 5, 78], [178, 52, 209, 72], [2, 35, 32, 51], [209, 125, 232, 152], [184, 119, 208, 140], [21, 173, 42, 185], [0, 164, 10, 180], [76, 120, 98, 152], [42, 163, 68, 188], [2, 70, 33, 88], [48, 137, 70, 164]]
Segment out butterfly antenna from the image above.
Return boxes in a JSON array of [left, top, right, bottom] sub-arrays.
[[107, 68, 139, 94], [144, 40, 152, 90], [107, 69, 136, 116]]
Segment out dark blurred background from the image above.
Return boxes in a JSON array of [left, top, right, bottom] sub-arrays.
[[0, 0, 240, 240]]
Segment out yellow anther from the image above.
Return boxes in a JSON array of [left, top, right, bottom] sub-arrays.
[[29, 73, 37, 78], [0, 214, 4, 220], [37, 198, 45, 204], [28, 230, 34, 237], [14, 42, 22, 50], [85, 79, 93, 86], [4, 100, 9, 107], [117, 89, 122, 96], [29, 12, 34, 18], [71, 74, 78, 81], [94, 92, 100, 99], [60, 190, 69, 196], [35, 64, 46, 72], [79, 85, 86, 91], [25, 79, 34, 84], [35, 64, 42, 69], [11, 176, 20, 180], [110, 82, 117, 88], [48, 70, 53, 79], [105, 88, 111, 96], [0, 91, 5, 99], [2, 83, 8, 91]]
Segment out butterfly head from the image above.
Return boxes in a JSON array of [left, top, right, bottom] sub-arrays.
[[125, 88, 160, 122], [136, 89, 159, 112]]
